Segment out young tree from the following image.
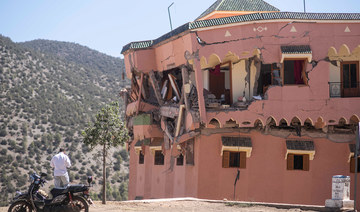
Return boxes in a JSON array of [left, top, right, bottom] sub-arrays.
[[82, 101, 129, 204]]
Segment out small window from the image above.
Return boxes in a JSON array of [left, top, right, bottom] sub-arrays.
[[176, 154, 184, 166], [283, 60, 307, 85], [222, 151, 246, 168], [186, 139, 195, 165], [341, 61, 359, 97], [154, 150, 164, 165], [139, 151, 144, 164], [293, 155, 303, 170], [350, 156, 360, 173], [287, 154, 309, 171]]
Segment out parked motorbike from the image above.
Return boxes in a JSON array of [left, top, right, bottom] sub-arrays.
[[8, 172, 93, 212]]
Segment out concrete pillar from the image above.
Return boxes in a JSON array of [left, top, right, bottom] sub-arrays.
[[325, 175, 354, 209]]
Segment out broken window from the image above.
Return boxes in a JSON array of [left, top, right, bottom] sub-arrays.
[[139, 151, 144, 164], [222, 151, 246, 168], [160, 68, 183, 103], [350, 156, 360, 173], [154, 150, 164, 165], [287, 154, 309, 171], [283, 59, 307, 85], [280, 45, 311, 86], [208, 62, 231, 105], [341, 61, 359, 97], [259, 63, 281, 95], [185, 138, 195, 165], [176, 154, 184, 166]]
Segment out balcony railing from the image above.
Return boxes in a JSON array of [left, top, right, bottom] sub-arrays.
[[329, 82, 360, 98]]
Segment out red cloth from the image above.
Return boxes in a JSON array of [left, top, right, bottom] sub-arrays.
[[294, 60, 304, 84], [209, 64, 221, 76]]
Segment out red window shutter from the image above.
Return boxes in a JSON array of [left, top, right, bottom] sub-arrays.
[[239, 152, 246, 169], [350, 157, 355, 173], [222, 151, 230, 168], [303, 154, 310, 171], [287, 154, 294, 170]]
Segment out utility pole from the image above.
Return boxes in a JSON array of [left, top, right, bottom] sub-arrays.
[[168, 2, 174, 31], [303, 0, 306, 13]]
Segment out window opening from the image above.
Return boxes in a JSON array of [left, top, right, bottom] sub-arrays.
[[186, 139, 195, 165], [139, 151, 144, 164], [154, 150, 164, 165], [222, 151, 246, 168], [271, 63, 281, 85], [283, 60, 306, 85], [208, 62, 232, 105], [229, 152, 240, 167], [176, 154, 184, 166], [293, 155, 303, 170], [341, 61, 359, 97], [259, 63, 281, 95], [287, 153, 309, 171]]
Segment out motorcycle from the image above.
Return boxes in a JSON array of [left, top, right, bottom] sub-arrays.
[[8, 172, 94, 212]]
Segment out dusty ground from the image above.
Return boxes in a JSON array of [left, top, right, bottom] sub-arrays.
[[88, 200, 319, 212], [1, 198, 331, 212]]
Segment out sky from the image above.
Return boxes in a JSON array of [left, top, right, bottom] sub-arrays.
[[0, 0, 359, 58]]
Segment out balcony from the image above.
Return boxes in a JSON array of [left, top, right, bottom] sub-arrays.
[[329, 82, 360, 98]]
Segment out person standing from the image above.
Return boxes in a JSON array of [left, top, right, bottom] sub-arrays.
[[50, 148, 71, 188]]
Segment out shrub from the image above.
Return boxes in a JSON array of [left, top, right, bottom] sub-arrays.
[[0, 129, 7, 137], [0, 149, 7, 155]]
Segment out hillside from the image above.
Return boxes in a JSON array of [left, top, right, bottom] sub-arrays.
[[0, 35, 130, 206]]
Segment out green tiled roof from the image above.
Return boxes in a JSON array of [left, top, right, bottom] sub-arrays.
[[122, 40, 153, 52], [281, 45, 312, 54], [190, 12, 263, 29], [196, 0, 280, 20], [286, 140, 314, 151], [222, 137, 252, 147], [121, 12, 360, 53]]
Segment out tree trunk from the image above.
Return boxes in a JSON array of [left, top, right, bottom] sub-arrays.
[[102, 143, 106, 204]]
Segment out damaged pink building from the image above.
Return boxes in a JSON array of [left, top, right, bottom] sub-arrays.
[[121, 0, 360, 208]]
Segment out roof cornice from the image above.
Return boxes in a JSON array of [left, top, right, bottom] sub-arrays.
[[121, 12, 360, 54]]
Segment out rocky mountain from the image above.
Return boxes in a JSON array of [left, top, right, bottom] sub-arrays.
[[0, 35, 130, 206]]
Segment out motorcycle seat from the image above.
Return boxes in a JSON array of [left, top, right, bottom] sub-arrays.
[[50, 187, 69, 197], [68, 184, 87, 193], [50, 184, 87, 197]]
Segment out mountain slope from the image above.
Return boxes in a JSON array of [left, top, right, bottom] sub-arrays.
[[0, 35, 129, 205], [20, 39, 124, 77]]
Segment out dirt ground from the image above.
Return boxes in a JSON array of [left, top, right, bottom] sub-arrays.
[[1, 199, 329, 212], [88, 200, 319, 212]]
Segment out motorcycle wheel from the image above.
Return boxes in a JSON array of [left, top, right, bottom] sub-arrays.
[[8, 201, 33, 212], [71, 196, 89, 212]]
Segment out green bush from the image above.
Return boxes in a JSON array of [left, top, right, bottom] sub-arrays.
[[0, 128, 7, 137], [0, 149, 7, 155]]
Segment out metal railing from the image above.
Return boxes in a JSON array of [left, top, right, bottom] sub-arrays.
[[329, 82, 360, 98]]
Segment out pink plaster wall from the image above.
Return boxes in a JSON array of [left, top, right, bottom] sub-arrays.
[[192, 21, 360, 64], [128, 146, 138, 199], [124, 49, 156, 77], [128, 139, 200, 199], [154, 33, 192, 71], [195, 131, 359, 208], [128, 131, 360, 209]]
